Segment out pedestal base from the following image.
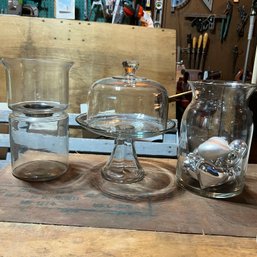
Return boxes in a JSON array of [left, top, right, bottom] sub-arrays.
[[91, 159, 176, 201]]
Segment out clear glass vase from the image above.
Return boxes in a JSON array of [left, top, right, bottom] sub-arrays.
[[1, 57, 73, 181], [176, 81, 256, 198]]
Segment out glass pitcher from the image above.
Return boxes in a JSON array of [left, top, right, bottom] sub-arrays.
[[176, 81, 256, 198], [1, 57, 73, 181]]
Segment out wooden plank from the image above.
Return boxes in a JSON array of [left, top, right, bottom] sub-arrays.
[[0, 154, 256, 238], [0, 222, 256, 257], [0, 15, 176, 117]]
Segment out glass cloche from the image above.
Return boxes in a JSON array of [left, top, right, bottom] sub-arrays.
[[86, 60, 169, 138], [76, 61, 176, 200]]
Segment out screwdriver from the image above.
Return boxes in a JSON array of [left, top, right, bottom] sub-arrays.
[[200, 32, 209, 72], [196, 34, 203, 69], [192, 36, 197, 69]]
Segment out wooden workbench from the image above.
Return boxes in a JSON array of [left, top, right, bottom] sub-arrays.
[[0, 154, 256, 256]]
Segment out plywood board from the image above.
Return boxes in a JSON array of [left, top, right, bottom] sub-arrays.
[[0, 15, 176, 117]]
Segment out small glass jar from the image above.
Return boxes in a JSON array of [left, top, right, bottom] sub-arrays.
[[176, 81, 256, 198], [9, 111, 69, 181]]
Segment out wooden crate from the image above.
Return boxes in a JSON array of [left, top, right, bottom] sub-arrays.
[[0, 15, 176, 117]]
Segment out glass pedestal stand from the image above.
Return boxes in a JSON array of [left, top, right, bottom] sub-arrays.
[[76, 114, 176, 201]]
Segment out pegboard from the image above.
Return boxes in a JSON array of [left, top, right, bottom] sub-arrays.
[[1, 0, 96, 20], [22, 0, 85, 19], [0, 0, 8, 13], [23, 0, 54, 18], [75, 0, 85, 20], [0, 0, 113, 21]]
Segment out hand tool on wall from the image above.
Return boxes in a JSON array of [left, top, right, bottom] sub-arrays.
[[85, 0, 88, 20], [171, 0, 190, 13], [202, 0, 213, 11], [153, 0, 163, 27], [7, 0, 22, 15], [112, 0, 124, 23], [105, 0, 115, 18], [191, 17, 204, 33], [200, 32, 208, 72], [177, 46, 182, 64], [123, 2, 145, 25], [232, 45, 239, 75], [196, 34, 203, 69], [191, 15, 216, 33], [236, 5, 248, 37], [192, 36, 197, 69], [186, 34, 192, 69], [242, 0, 257, 82], [22, 4, 39, 16], [207, 15, 215, 31], [89, 0, 107, 21], [220, 1, 233, 43]]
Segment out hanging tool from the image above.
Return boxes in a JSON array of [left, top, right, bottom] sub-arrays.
[[220, 1, 233, 43], [105, 0, 115, 18], [202, 0, 213, 11], [200, 32, 209, 72], [112, 0, 124, 23], [207, 15, 216, 31], [177, 46, 182, 64], [22, 4, 39, 16], [89, 0, 107, 21], [236, 5, 248, 37], [242, 0, 257, 82], [123, 3, 134, 17], [186, 34, 192, 69], [232, 45, 239, 75], [191, 17, 205, 32], [123, 2, 144, 25], [171, 0, 190, 13], [196, 34, 203, 69], [191, 15, 216, 33], [192, 36, 197, 69], [85, 0, 88, 20], [153, 0, 163, 27]]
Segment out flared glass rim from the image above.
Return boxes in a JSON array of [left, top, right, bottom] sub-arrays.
[[189, 80, 257, 89], [0, 56, 74, 67]]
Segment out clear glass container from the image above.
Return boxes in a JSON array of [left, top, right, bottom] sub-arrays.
[[9, 111, 69, 181], [1, 57, 73, 181], [76, 61, 176, 200], [1, 57, 73, 114], [176, 81, 256, 198], [86, 60, 169, 139]]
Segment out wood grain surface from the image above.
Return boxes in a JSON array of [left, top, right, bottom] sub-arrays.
[[0, 222, 256, 257], [0, 15, 176, 117], [0, 154, 256, 239]]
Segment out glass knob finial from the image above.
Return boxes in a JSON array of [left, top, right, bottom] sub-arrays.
[[122, 60, 139, 75]]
